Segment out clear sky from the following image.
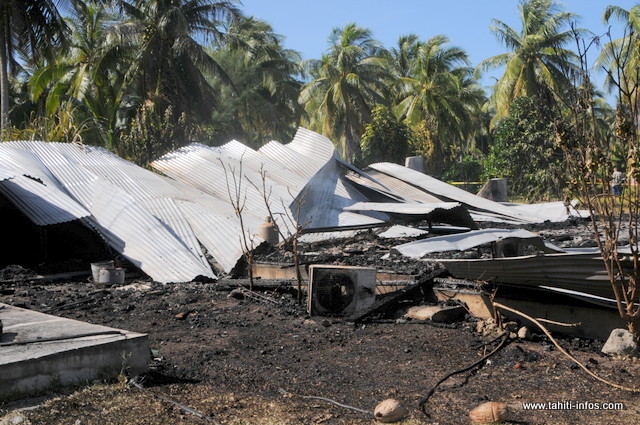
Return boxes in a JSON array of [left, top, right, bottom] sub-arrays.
[[238, 0, 637, 93]]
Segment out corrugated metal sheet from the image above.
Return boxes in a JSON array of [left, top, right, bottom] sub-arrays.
[[345, 201, 462, 214], [153, 128, 388, 265], [377, 225, 428, 239], [438, 253, 626, 300], [344, 200, 476, 229], [347, 169, 441, 203], [0, 176, 90, 225], [0, 141, 215, 282], [367, 162, 569, 224], [0, 170, 14, 181], [292, 156, 386, 230], [391, 229, 543, 258]]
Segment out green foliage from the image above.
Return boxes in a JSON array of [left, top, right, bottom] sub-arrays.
[[119, 102, 198, 165], [359, 104, 411, 166], [207, 17, 303, 147], [476, 0, 581, 123], [300, 23, 392, 161], [391, 35, 485, 174], [483, 96, 564, 201], [442, 155, 484, 183]]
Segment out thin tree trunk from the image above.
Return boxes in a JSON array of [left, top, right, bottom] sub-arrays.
[[0, 26, 9, 132]]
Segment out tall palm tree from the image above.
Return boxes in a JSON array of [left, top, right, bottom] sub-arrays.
[[394, 35, 484, 138], [0, 0, 69, 131], [209, 16, 303, 146], [111, 0, 241, 125], [29, 2, 131, 147], [299, 23, 391, 160], [389, 34, 421, 79], [476, 0, 580, 121], [393, 35, 485, 172], [599, 5, 640, 106]]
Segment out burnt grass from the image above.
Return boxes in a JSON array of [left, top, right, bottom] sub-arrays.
[[2, 218, 640, 424]]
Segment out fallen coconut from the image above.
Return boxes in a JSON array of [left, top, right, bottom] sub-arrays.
[[374, 398, 408, 423], [469, 401, 507, 424]]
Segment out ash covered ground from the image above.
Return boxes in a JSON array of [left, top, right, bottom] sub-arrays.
[[2, 217, 640, 425]]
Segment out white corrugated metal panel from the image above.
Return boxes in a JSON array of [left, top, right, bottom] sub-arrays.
[[345, 201, 462, 214], [0, 170, 14, 181], [0, 141, 215, 282], [0, 176, 90, 225], [293, 157, 386, 230], [377, 225, 429, 239], [175, 199, 263, 272], [258, 140, 322, 180], [350, 169, 442, 203], [298, 229, 363, 244], [345, 201, 477, 229], [391, 228, 542, 258], [368, 163, 536, 223], [79, 178, 215, 282], [257, 128, 335, 180], [152, 142, 298, 235], [139, 197, 209, 268], [500, 201, 589, 222], [288, 127, 336, 159]]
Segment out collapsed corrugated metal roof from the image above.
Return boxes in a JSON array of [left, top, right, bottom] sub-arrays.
[[0, 141, 215, 283], [152, 127, 387, 245], [365, 162, 579, 224]]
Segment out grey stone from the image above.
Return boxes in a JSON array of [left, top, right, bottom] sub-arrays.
[[517, 326, 532, 340], [602, 328, 638, 357]]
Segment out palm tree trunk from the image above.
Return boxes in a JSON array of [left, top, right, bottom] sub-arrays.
[[0, 26, 9, 132]]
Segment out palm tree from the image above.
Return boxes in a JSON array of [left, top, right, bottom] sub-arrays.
[[0, 0, 69, 131], [600, 5, 640, 107], [299, 23, 391, 160], [392, 35, 485, 171], [111, 0, 241, 126], [29, 2, 131, 147], [209, 16, 303, 146], [389, 34, 421, 79], [476, 0, 580, 121]]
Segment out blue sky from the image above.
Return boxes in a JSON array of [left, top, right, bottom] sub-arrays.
[[239, 0, 637, 93]]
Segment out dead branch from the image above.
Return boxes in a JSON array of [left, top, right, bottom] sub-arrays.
[[419, 332, 509, 416], [220, 155, 257, 290], [536, 318, 582, 327], [494, 302, 640, 393], [277, 388, 370, 415]]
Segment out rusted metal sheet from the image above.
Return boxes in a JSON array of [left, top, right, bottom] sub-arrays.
[[438, 253, 626, 300]]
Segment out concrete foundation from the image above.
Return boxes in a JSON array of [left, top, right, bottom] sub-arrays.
[[0, 303, 149, 400]]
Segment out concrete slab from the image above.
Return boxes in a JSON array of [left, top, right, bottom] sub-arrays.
[[0, 303, 149, 400]]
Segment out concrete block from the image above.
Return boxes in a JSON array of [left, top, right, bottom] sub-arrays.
[[0, 303, 149, 400], [405, 305, 465, 323]]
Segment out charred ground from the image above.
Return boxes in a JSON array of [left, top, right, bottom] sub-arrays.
[[1, 218, 640, 425]]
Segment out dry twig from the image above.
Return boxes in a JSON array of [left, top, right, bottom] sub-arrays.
[[495, 302, 640, 393]]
